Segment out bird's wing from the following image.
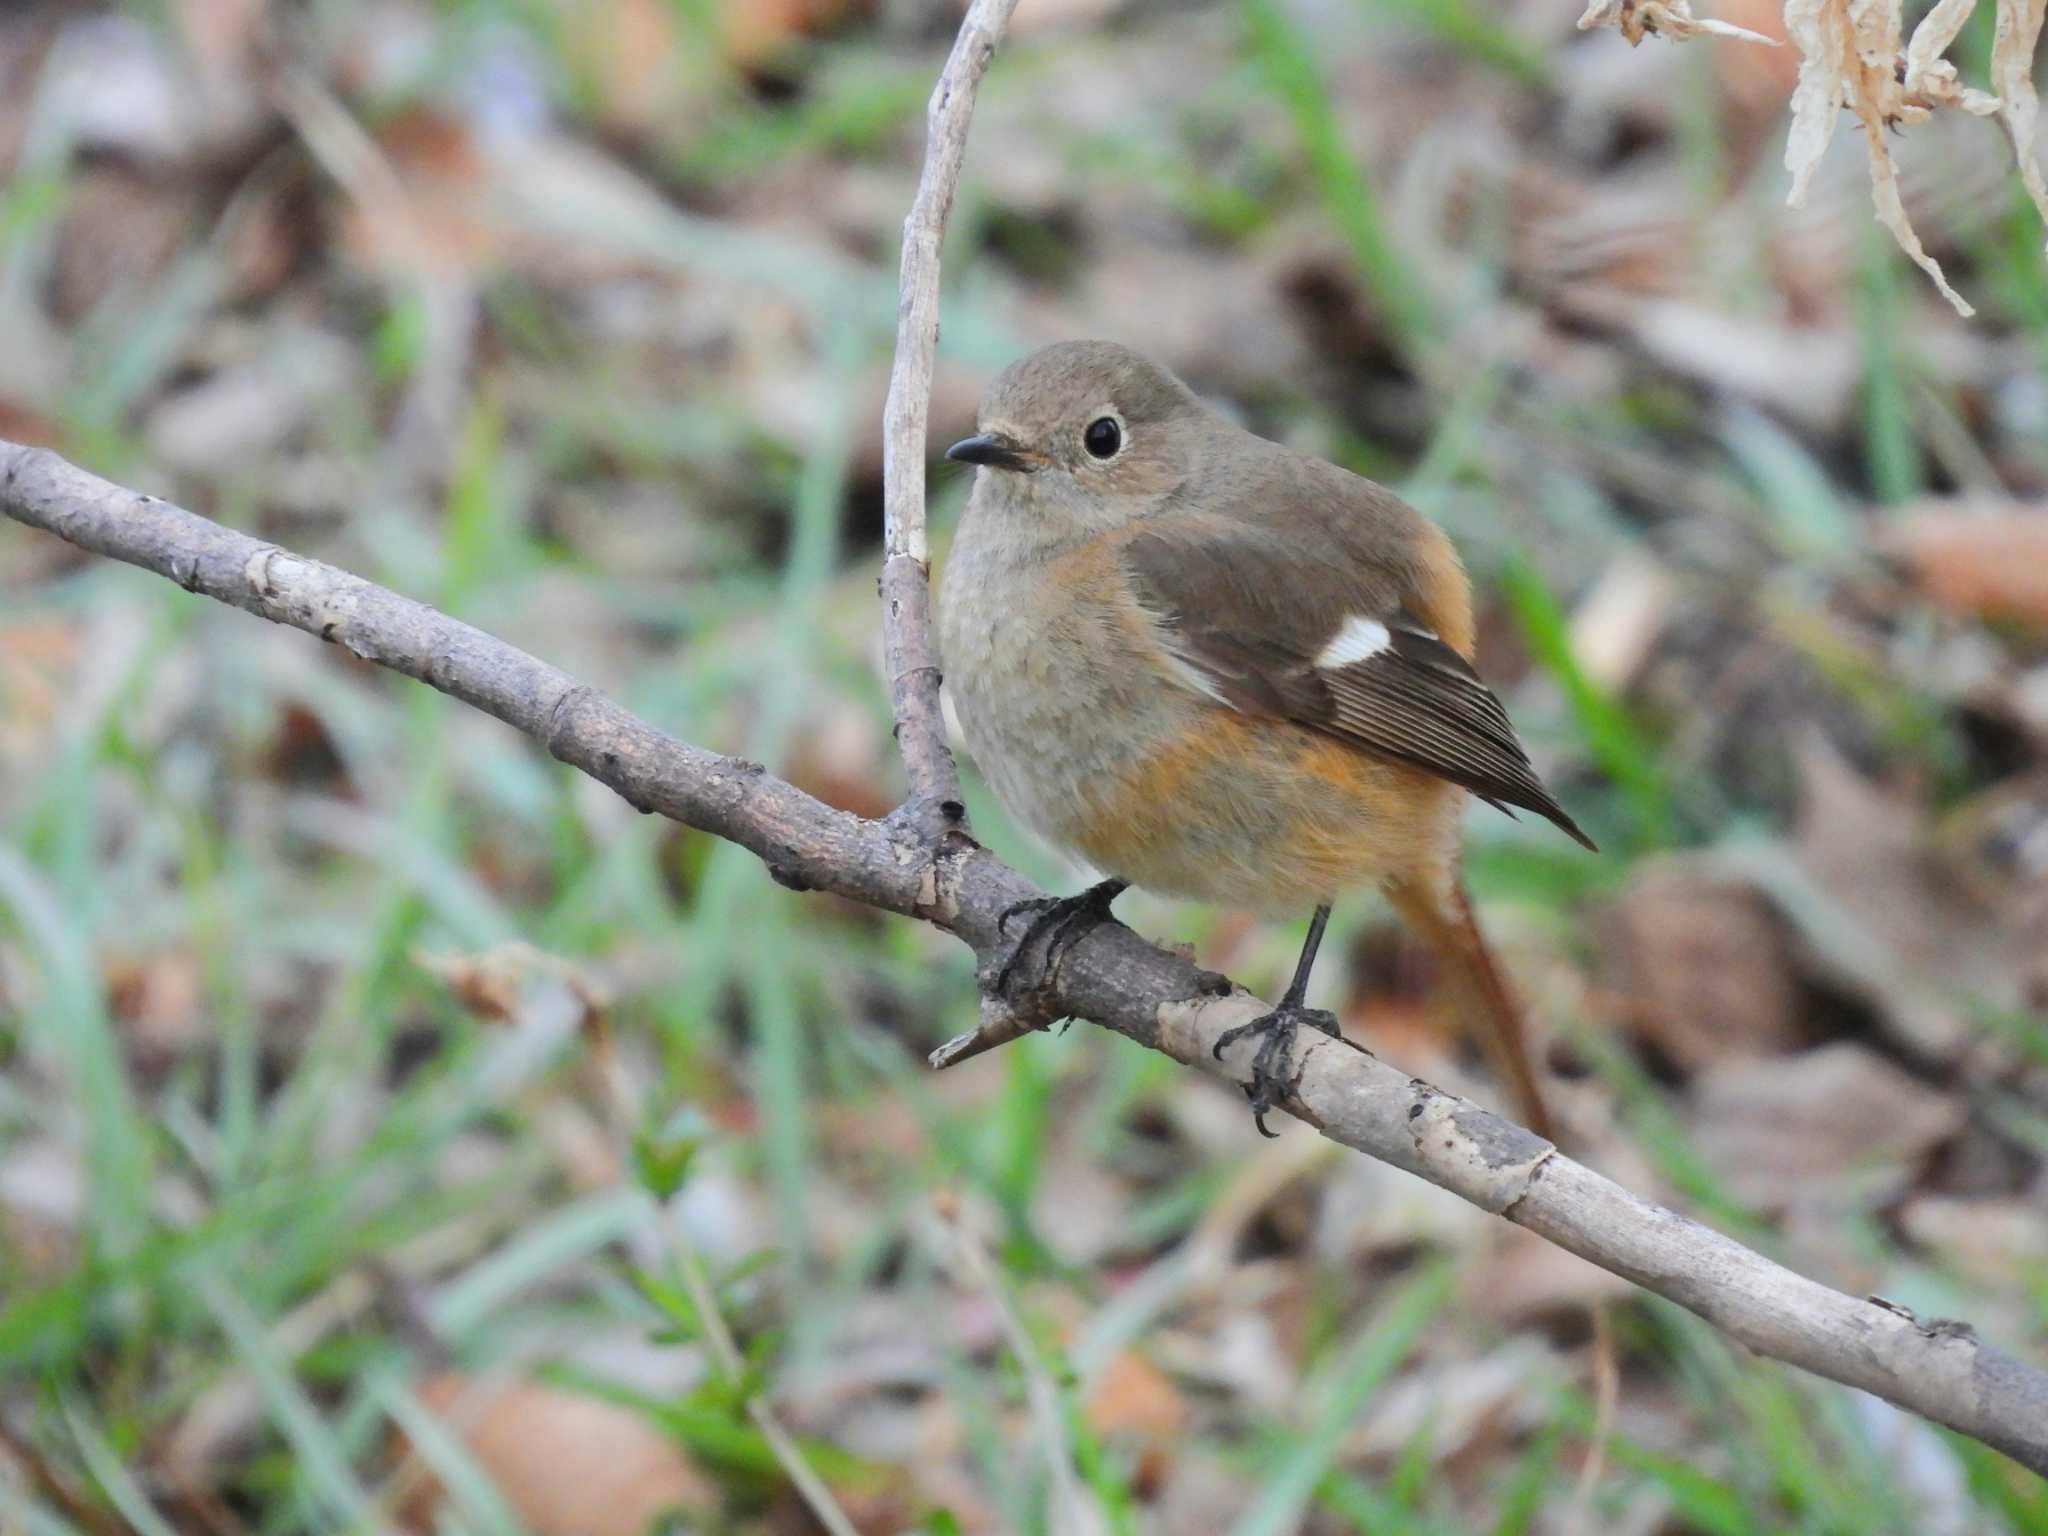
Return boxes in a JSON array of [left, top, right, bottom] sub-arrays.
[[1121, 520, 1595, 849]]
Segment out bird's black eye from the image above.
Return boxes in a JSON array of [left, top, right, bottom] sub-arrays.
[[1083, 417, 1122, 459]]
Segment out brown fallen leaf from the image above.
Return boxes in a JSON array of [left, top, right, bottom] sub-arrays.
[[0, 1139, 83, 1282], [1352, 1338, 1558, 1465], [721, 0, 858, 67], [783, 694, 896, 822], [1711, 0, 1800, 116], [0, 399, 62, 450], [403, 1374, 716, 1536], [1569, 550, 1681, 694], [335, 107, 496, 280], [415, 943, 610, 1032], [105, 948, 208, 1067], [560, 0, 685, 134], [48, 164, 194, 324], [1897, 1193, 2048, 1289], [1687, 1042, 1963, 1209], [1778, 732, 2041, 1060], [1083, 1348, 1186, 1441], [0, 618, 83, 761], [1599, 859, 1810, 1075], [1465, 1225, 1636, 1326], [1886, 506, 2048, 626]]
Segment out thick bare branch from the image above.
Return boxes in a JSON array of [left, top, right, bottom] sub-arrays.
[[5, 436, 2047, 1476], [877, 0, 1019, 833], [0, 447, 923, 914]]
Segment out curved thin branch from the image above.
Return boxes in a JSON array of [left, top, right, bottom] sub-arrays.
[[876, 0, 1019, 834], [5, 439, 2047, 1476]]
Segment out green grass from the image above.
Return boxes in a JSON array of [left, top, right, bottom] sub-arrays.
[[1354, 0, 1550, 86], [1857, 227, 1926, 508], [1242, 0, 1438, 351], [1499, 555, 1676, 854], [1236, 1260, 1456, 1536], [3, 0, 2046, 1531]]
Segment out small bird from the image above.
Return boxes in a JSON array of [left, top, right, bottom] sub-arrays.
[[936, 341, 1593, 1137]]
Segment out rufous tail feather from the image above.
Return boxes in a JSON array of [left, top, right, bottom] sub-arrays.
[[1385, 875, 1555, 1141]]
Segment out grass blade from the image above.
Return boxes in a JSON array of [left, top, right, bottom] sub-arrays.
[[1229, 1260, 1456, 1536]]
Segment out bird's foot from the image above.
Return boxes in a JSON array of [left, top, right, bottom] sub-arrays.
[[991, 878, 1129, 998], [1211, 1001, 1341, 1137]]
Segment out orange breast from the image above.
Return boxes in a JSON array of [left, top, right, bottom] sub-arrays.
[[1071, 710, 1462, 916]]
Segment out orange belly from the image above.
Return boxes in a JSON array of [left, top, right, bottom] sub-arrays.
[[1070, 710, 1462, 918]]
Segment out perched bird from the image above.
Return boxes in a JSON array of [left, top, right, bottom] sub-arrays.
[[936, 341, 1593, 1137]]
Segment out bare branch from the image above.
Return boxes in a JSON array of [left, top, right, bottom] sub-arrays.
[[877, 0, 1019, 835], [6, 436, 2047, 1476], [0, 446, 924, 916]]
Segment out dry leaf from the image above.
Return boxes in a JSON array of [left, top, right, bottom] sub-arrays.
[[403, 1374, 715, 1536], [416, 942, 611, 1030], [0, 1140, 83, 1280], [105, 948, 208, 1063], [1783, 0, 1974, 312], [1570, 552, 1681, 693], [1083, 1349, 1186, 1440], [1774, 733, 2033, 1059], [559, 0, 688, 134], [1600, 862, 1809, 1075], [0, 399, 63, 450], [783, 695, 896, 821], [1353, 1339, 1557, 1462], [722, 0, 856, 66], [1687, 1042, 1963, 1207], [1586, 0, 2048, 316], [1991, 0, 2048, 239], [330, 106, 496, 279], [1886, 506, 2048, 625], [1898, 1194, 2048, 1287], [0, 618, 82, 761], [48, 165, 193, 323], [1466, 1225, 1636, 1325], [1576, 0, 1780, 46]]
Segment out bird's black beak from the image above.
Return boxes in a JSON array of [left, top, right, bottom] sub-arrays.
[[945, 432, 1032, 472]]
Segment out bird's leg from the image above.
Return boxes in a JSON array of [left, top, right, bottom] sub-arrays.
[[1212, 904, 1341, 1137], [991, 878, 1130, 998]]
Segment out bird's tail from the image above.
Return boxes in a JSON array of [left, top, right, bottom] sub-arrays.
[[1385, 874, 1555, 1141]]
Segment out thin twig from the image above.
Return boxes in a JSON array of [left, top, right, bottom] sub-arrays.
[[936, 1197, 1105, 1535], [662, 1208, 863, 1536], [1570, 1300, 1619, 1525], [877, 0, 1019, 832], [584, 1023, 863, 1536]]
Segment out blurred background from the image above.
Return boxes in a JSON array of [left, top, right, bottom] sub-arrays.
[[3, 0, 2048, 1531]]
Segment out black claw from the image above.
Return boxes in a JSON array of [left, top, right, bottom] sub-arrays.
[[992, 878, 1128, 998], [1213, 1000, 1340, 1134], [1243, 1083, 1280, 1138]]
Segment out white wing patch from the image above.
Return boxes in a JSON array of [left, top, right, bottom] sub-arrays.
[[1160, 648, 1232, 706], [1314, 616, 1392, 670]]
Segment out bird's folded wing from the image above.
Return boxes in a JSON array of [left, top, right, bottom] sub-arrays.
[[1121, 524, 1594, 849]]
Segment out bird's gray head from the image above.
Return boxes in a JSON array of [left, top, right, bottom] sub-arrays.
[[946, 341, 1206, 522]]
